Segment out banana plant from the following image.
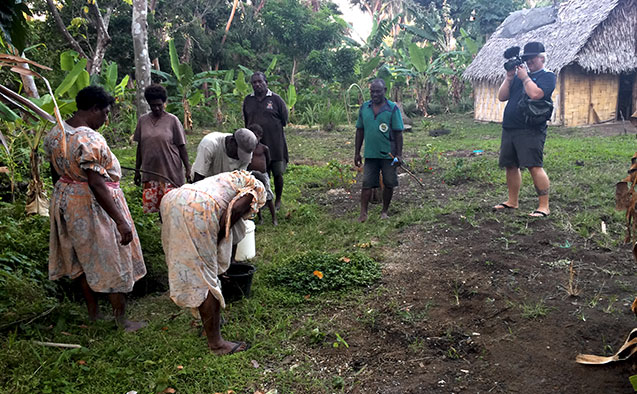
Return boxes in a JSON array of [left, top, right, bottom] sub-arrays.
[[0, 53, 65, 215], [93, 60, 129, 100]]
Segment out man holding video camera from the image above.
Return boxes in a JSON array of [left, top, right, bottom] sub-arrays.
[[494, 41, 556, 217]]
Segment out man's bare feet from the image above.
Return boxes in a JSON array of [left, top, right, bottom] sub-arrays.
[[209, 340, 248, 355], [275, 200, 282, 211], [358, 212, 367, 222], [272, 218, 278, 226], [380, 212, 389, 220]]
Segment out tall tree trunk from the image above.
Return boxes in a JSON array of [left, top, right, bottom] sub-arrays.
[[215, 0, 240, 70], [132, 0, 152, 117], [180, 35, 192, 64], [291, 57, 297, 86], [11, 48, 39, 99], [87, 2, 112, 75]]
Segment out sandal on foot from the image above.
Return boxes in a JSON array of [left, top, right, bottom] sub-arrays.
[[529, 210, 549, 217], [493, 203, 516, 212], [227, 341, 249, 355]]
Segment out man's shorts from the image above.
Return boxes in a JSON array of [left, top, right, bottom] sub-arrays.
[[269, 160, 287, 177], [498, 127, 547, 169], [362, 158, 398, 189], [142, 180, 176, 213]]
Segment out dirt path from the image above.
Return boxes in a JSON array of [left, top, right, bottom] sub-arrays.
[[303, 171, 637, 393]]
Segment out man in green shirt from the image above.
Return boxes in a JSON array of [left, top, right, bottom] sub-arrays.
[[354, 79, 404, 222]]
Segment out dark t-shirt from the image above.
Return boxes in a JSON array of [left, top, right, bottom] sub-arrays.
[[243, 91, 289, 162], [133, 112, 186, 186], [502, 69, 556, 130]]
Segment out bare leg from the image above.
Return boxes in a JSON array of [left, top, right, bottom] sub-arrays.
[[528, 166, 550, 215], [380, 186, 394, 219], [266, 200, 277, 226], [273, 174, 283, 210], [494, 166, 521, 209], [107, 293, 146, 332], [359, 188, 372, 222], [231, 244, 237, 263], [199, 292, 247, 355], [78, 274, 101, 321], [257, 209, 263, 224]]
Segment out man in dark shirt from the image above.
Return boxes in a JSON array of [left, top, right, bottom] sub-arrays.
[[494, 41, 556, 217], [243, 72, 289, 210]]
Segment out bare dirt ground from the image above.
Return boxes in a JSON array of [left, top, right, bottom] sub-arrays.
[[300, 166, 637, 393]]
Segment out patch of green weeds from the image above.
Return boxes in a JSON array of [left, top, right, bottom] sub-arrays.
[[520, 300, 551, 319], [408, 337, 426, 353], [266, 251, 381, 294], [397, 302, 433, 324]]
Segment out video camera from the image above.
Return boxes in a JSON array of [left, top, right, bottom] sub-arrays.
[[503, 46, 523, 72]]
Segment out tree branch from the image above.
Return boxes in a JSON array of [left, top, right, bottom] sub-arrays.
[[87, 1, 113, 74], [45, 0, 88, 60]]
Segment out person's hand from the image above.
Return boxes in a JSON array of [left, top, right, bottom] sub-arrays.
[[116, 221, 133, 245], [134, 171, 141, 186], [505, 68, 516, 80], [354, 153, 362, 167], [185, 169, 192, 184], [516, 65, 529, 81], [391, 156, 402, 167]]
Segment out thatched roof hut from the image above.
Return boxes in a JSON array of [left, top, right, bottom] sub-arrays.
[[463, 0, 637, 126]]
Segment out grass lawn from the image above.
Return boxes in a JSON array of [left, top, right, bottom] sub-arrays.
[[1, 113, 637, 393]]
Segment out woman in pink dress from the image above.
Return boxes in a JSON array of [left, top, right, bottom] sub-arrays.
[[44, 86, 146, 331]]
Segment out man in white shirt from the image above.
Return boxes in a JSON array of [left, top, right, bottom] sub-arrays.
[[191, 128, 258, 182]]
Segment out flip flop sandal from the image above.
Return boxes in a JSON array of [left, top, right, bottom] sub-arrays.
[[227, 341, 249, 355], [493, 203, 516, 212], [529, 210, 549, 217], [576, 328, 637, 364]]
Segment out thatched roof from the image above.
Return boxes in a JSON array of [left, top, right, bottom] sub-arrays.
[[463, 0, 637, 83]]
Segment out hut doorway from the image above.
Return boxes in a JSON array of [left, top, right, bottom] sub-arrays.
[[617, 72, 635, 120]]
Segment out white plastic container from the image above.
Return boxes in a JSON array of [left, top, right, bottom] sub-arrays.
[[235, 219, 256, 261]]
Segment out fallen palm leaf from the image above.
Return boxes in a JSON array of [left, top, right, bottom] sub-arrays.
[[576, 328, 637, 364]]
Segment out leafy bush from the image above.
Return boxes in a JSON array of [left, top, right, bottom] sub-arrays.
[[0, 202, 58, 328], [267, 251, 381, 294]]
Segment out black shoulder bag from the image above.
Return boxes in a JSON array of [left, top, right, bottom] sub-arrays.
[[518, 93, 553, 127]]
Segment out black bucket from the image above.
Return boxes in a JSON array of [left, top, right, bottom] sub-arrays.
[[220, 262, 256, 303]]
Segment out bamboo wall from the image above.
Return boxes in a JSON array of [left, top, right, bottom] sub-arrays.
[[472, 79, 561, 125], [560, 65, 618, 126]]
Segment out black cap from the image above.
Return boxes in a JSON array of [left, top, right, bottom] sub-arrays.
[[521, 42, 545, 60]]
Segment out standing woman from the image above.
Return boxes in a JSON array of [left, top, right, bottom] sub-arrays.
[[134, 84, 191, 214], [44, 86, 146, 331]]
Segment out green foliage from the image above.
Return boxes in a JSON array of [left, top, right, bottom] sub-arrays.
[[0, 0, 32, 52], [263, 0, 346, 61], [305, 46, 362, 85], [267, 251, 381, 294], [55, 52, 89, 99], [0, 201, 57, 327]]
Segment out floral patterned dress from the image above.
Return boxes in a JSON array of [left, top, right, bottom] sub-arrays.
[[160, 171, 265, 310], [43, 123, 146, 293]]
